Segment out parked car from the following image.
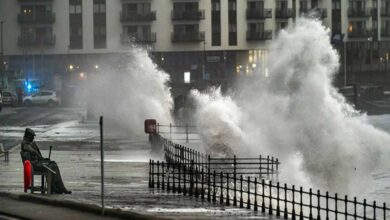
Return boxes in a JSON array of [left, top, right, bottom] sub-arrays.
[[23, 90, 61, 107], [2, 91, 18, 106]]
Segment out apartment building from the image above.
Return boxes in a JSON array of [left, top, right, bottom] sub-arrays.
[[0, 0, 389, 94]]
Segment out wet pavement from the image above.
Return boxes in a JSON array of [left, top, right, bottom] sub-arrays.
[[0, 106, 275, 219]]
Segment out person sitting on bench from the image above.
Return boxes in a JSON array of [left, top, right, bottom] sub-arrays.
[[21, 128, 72, 194]]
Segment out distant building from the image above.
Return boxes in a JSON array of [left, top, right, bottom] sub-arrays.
[[0, 0, 389, 94]]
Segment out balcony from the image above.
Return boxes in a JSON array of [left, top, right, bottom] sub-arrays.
[[381, 28, 390, 37], [246, 9, 272, 20], [18, 34, 56, 47], [348, 8, 372, 18], [275, 8, 294, 19], [172, 32, 205, 42], [18, 12, 55, 24], [121, 32, 156, 44], [246, 30, 272, 41], [300, 8, 327, 18], [120, 11, 156, 22], [381, 8, 390, 17], [348, 29, 372, 38], [172, 10, 205, 21]]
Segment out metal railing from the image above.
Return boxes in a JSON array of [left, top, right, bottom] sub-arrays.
[[149, 139, 389, 219], [157, 123, 199, 143]]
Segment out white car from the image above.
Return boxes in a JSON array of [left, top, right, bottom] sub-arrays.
[[23, 90, 61, 107]]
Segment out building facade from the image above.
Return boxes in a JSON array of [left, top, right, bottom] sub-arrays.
[[0, 0, 389, 95]]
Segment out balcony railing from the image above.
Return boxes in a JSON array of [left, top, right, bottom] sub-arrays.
[[275, 8, 294, 19], [246, 9, 272, 20], [172, 32, 205, 42], [348, 8, 372, 18], [348, 29, 372, 38], [381, 28, 390, 37], [246, 30, 272, 41], [120, 11, 156, 22], [299, 8, 327, 18], [121, 32, 156, 44], [171, 10, 205, 21], [18, 34, 56, 47], [18, 12, 55, 24], [381, 8, 390, 17]]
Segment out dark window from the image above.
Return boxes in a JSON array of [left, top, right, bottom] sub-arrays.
[[211, 0, 221, 46], [93, 0, 106, 48], [69, 0, 83, 49], [228, 0, 237, 46]]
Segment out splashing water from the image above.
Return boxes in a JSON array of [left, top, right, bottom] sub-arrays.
[[191, 18, 390, 194], [84, 47, 173, 136]]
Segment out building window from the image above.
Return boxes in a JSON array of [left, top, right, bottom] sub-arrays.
[[211, 0, 221, 46], [332, 0, 341, 10], [228, 0, 237, 46], [69, 0, 82, 49], [93, 0, 106, 48]]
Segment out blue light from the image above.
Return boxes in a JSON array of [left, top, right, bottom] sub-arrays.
[[27, 83, 32, 91]]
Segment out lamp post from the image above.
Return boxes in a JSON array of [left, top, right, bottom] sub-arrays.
[[0, 21, 5, 90]]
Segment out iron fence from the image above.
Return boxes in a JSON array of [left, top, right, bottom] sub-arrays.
[[149, 160, 389, 220]]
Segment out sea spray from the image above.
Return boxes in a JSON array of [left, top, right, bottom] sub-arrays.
[[84, 47, 173, 136], [191, 18, 390, 194]]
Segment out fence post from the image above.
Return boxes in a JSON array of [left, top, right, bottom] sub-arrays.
[[207, 168, 211, 201], [285, 183, 288, 219], [172, 161, 176, 193], [300, 187, 304, 220], [195, 167, 199, 198], [240, 175, 244, 208], [151, 160, 155, 188], [157, 161, 160, 188], [189, 160, 194, 196], [277, 182, 280, 217], [276, 158, 279, 181], [384, 203, 386, 220], [269, 181, 273, 215], [267, 155, 270, 178], [262, 179, 265, 213], [161, 162, 165, 190], [177, 161, 181, 193], [271, 157, 274, 179], [234, 155, 237, 206], [226, 173, 230, 206], [309, 188, 313, 220], [254, 178, 258, 212], [326, 191, 329, 220], [259, 155, 262, 178], [213, 170, 216, 202], [345, 195, 348, 220], [363, 199, 366, 219], [335, 193, 338, 220], [186, 123, 189, 143], [247, 176, 251, 209], [373, 201, 376, 220], [220, 172, 224, 204], [167, 163, 170, 191], [354, 197, 357, 219], [201, 168, 204, 199], [292, 185, 296, 220], [149, 160, 152, 188], [183, 165, 186, 195], [317, 190, 321, 220]]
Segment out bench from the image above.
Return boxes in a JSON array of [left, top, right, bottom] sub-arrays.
[[0, 143, 9, 162], [21, 151, 56, 194]]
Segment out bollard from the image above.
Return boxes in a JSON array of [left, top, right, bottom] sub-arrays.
[[240, 175, 244, 208], [226, 173, 230, 206], [254, 178, 258, 212], [269, 181, 273, 215], [247, 176, 251, 209]]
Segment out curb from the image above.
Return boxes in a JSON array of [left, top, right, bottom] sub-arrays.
[[0, 191, 163, 220]]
